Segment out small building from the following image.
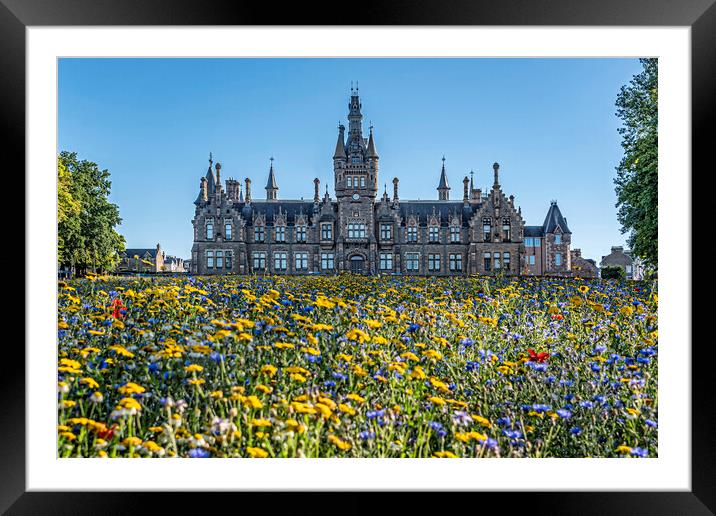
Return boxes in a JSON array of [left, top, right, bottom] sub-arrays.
[[117, 244, 165, 273], [163, 255, 186, 273], [599, 246, 643, 280], [570, 248, 598, 278]]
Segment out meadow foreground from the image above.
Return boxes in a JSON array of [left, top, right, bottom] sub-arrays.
[[57, 274, 657, 458]]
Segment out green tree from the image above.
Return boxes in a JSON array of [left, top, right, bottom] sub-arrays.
[[601, 265, 626, 281], [57, 152, 125, 275], [57, 157, 81, 266], [614, 58, 658, 271]]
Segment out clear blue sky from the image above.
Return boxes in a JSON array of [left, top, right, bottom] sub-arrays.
[[58, 58, 643, 261]]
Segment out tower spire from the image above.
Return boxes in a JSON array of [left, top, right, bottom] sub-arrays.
[[266, 156, 278, 201], [437, 156, 450, 200], [365, 124, 379, 159]]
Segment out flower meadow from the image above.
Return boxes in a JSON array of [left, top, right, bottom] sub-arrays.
[[57, 274, 657, 458]]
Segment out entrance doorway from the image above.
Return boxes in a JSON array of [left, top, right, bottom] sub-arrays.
[[349, 255, 365, 274]]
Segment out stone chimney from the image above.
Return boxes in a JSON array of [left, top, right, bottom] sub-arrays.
[[314, 178, 320, 203], [392, 177, 399, 202], [245, 178, 252, 203]]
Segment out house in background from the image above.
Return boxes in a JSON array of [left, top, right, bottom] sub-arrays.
[[163, 255, 186, 273], [599, 246, 644, 280], [570, 248, 598, 278], [117, 244, 164, 273]]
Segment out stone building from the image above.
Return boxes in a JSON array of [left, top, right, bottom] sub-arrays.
[[600, 246, 644, 280], [570, 248, 599, 278], [190, 90, 573, 276], [118, 244, 165, 273]]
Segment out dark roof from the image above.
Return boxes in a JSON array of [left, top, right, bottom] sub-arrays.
[[542, 201, 571, 234], [123, 248, 158, 259], [365, 129, 378, 158], [437, 162, 449, 190], [238, 201, 322, 225], [399, 201, 475, 226], [600, 249, 633, 267], [266, 164, 278, 190], [333, 126, 347, 159], [524, 226, 544, 237]]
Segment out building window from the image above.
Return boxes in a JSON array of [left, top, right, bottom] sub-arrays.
[[494, 252, 501, 270], [429, 226, 439, 243], [295, 252, 308, 271], [225, 251, 232, 270], [295, 225, 306, 242], [555, 234, 562, 244], [555, 253, 562, 266], [449, 253, 462, 272], [348, 223, 366, 238], [225, 223, 232, 240], [525, 237, 533, 247], [450, 226, 461, 243], [360, 176, 366, 188], [321, 223, 333, 240], [254, 226, 265, 243], [253, 252, 266, 271], [275, 226, 286, 242], [347, 176, 353, 188], [502, 218, 511, 242], [407, 226, 418, 243], [428, 253, 441, 271], [321, 252, 335, 271], [484, 252, 491, 271], [529, 255, 536, 266], [482, 218, 491, 242], [380, 223, 392, 240], [206, 222, 214, 240], [405, 252, 420, 272], [206, 250, 214, 269], [216, 250, 224, 269], [274, 252, 288, 271], [379, 252, 393, 271], [503, 252, 510, 270]]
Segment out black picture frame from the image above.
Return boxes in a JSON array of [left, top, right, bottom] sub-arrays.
[[3, 1, 711, 514]]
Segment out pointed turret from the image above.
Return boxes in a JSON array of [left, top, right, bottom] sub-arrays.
[[205, 153, 216, 196], [333, 124, 347, 160], [365, 125, 379, 159], [542, 200, 571, 234], [437, 156, 450, 200], [266, 157, 278, 201]]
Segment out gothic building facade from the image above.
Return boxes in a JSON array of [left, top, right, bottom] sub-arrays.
[[190, 91, 573, 276]]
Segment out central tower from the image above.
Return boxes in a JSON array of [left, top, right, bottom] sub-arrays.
[[334, 86, 379, 200], [333, 85, 379, 274]]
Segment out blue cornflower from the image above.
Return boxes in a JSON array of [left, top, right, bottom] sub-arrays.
[[645, 419, 658, 428], [630, 447, 648, 458], [359, 431, 376, 440], [532, 404, 551, 413], [496, 417, 511, 427], [580, 400, 594, 409], [188, 448, 211, 458], [407, 323, 420, 333], [556, 409, 572, 419], [503, 429, 522, 439], [570, 426, 582, 435]]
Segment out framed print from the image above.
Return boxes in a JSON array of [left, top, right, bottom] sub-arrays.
[[3, 0, 713, 513]]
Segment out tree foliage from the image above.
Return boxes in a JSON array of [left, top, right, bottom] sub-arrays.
[[614, 58, 658, 271], [601, 265, 627, 281], [57, 151, 125, 275]]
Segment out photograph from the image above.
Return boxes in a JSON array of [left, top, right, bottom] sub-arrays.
[[55, 57, 658, 459]]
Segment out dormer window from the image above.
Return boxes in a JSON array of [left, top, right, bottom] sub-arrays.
[[555, 234, 562, 244], [254, 225, 265, 243], [275, 225, 286, 242], [380, 223, 392, 240], [450, 226, 461, 243], [429, 226, 439, 242], [296, 225, 306, 242], [407, 226, 418, 243]]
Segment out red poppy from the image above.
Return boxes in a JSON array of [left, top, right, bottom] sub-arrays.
[[97, 423, 117, 440], [551, 314, 563, 320], [110, 298, 126, 319], [527, 349, 550, 363]]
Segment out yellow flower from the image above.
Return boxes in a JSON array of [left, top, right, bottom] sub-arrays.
[[328, 435, 351, 451], [285, 419, 306, 434], [471, 415, 492, 428], [346, 393, 366, 404], [80, 377, 99, 389], [59, 431, 76, 441], [433, 451, 457, 458], [118, 381, 146, 394], [428, 396, 446, 406], [364, 319, 382, 329], [246, 446, 269, 458], [242, 395, 264, 409], [346, 328, 370, 343], [260, 365, 278, 377], [290, 373, 307, 383], [184, 364, 204, 373], [251, 418, 272, 427], [255, 384, 272, 394], [338, 403, 356, 415], [122, 436, 142, 447]]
